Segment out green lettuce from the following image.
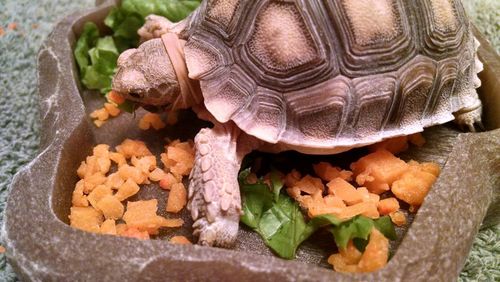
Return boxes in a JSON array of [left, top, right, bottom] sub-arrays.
[[239, 169, 397, 259]]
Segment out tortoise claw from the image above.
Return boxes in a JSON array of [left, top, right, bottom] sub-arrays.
[[454, 102, 483, 132]]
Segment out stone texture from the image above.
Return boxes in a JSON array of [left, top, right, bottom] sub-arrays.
[[2, 1, 499, 281]]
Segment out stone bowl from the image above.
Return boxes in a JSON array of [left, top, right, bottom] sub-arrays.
[[3, 1, 500, 281]]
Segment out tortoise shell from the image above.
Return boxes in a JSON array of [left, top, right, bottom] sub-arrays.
[[182, 0, 480, 150]]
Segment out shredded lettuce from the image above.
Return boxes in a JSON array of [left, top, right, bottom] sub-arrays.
[[74, 0, 201, 101], [239, 168, 397, 259], [121, 0, 201, 22]]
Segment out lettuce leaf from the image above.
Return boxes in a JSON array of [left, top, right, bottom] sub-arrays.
[[80, 36, 119, 93], [74, 22, 99, 75], [239, 169, 397, 259], [121, 0, 201, 22]]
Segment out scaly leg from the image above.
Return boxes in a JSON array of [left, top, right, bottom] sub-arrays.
[[138, 15, 173, 42], [188, 123, 259, 247], [138, 13, 195, 42], [453, 98, 483, 132], [454, 38, 484, 132]]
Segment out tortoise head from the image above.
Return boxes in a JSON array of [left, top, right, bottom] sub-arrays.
[[112, 38, 180, 106]]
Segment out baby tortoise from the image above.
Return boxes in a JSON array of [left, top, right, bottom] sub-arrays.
[[112, 0, 483, 247]]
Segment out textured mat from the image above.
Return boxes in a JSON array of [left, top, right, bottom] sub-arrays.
[[0, 0, 498, 281]]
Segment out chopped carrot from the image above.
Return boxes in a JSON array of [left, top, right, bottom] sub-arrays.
[[93, 144, 110, 157], [166, 183, 187, 213], [339, 240, 363, 265], [351, 150, 408, 194], [357, 229, 389, 272], [149, 168, 168, 182], [159, 173, 181, 190], [338, 201, 379, 219], [116, 139, 152, 159], [116, 223, 127, 235], [139, 113, 166, 130], [87, 185, 113, 209], [0, 246, 5, 253], [69, 207, 103, 233], [408, 161, 441, 176], [313, 162, 352, 182], [93, 120, 105, 128], [90, 108, 110, 121], [83, 173, 107, 193], [170, 236, 192, 244], [131, 155, 157, 174], [391, 163, 439, 206], [109, 152, 126, 167], [105, 172, 124, 189], [327, 178, 362, 205], [389, 211, 407, 226], [115, 179, 140, 201], [328, 253, 359, 273], [96, 195, 124, 220], [307, 193, 345, 218], [104, 102, 121, 117], [100, 219, 117, 235], [291, 175, 324, 195], [408, 133, 426, 147], [108, 90, 125, 105], [356, 187, 379, 204], [377, 197, 400, 216], [0, 27, 5, 36], [284, 169, 301, 187], [123, 199, 170, 235], [118, 164, 147, 184], [161, 144, 195, 176], [369, 136, 409, 154], [161, 218, 184, 227], [120, 227, 150, 240], [72, 180, 89, 207]]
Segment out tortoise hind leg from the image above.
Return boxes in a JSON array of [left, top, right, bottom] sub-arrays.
[[454, 38, 484, 132], [453, 98, 483, 132], [188, 123, 259, 247]]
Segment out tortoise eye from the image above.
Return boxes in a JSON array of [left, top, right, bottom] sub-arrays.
[[129, 92, 142, 99]]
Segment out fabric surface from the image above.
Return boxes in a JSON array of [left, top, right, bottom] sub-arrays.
[[0, 0, 498, 281]]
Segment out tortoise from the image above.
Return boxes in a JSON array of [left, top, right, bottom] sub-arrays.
[[111, 0, 483, 247]]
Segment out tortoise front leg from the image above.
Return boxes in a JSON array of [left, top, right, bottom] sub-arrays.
[[138, 15, 173, 42], [138, 13, 195, 42], [188, 123, 258, 247]]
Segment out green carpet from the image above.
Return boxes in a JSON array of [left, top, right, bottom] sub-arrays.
[[0, 0, 498, 281]]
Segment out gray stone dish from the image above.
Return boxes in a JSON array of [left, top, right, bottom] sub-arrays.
[[3, 1, 499, 281]]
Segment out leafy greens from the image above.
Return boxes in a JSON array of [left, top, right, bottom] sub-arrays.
[[74, 0, 201, 97], [239, 169, 396, 259]]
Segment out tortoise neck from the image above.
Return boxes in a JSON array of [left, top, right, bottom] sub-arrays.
[[161, 33, 202, 110]]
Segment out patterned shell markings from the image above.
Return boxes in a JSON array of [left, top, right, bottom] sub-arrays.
[[184, 0, 475, 149]]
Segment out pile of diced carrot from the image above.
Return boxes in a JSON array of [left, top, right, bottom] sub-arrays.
[[91, 91, 178, 130], [69, 138, 195, 244], [252, 133, 440, 273], [281, 133, 439, 225], [89, 91, 123, 128]]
